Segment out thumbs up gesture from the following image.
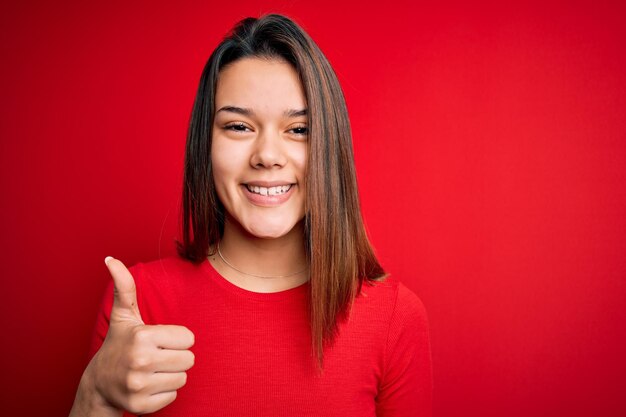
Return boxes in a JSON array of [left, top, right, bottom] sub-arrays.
[[70, 257, 195, 416]]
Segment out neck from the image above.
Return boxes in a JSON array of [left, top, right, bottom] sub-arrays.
[[210, 216, 309, 293]]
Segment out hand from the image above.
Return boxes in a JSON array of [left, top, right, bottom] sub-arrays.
[[85, 257, 195, 414]]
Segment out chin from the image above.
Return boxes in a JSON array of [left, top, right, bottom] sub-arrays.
[[246, 225, 295, 239], [243, 215, 303, 240]]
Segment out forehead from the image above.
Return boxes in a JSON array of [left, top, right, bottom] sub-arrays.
[[215, 57, 306, 113]]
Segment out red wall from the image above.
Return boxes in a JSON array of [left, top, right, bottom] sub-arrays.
[[1, 1, 625, 416]]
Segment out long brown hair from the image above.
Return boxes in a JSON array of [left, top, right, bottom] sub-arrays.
[[177, 14, 386, 368]]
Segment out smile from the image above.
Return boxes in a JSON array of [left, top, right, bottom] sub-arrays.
[[245, 184, 292, 196]]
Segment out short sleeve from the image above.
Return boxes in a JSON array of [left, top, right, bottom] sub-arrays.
[[375, 283, 433, 417]]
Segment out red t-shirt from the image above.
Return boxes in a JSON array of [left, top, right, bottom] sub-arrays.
[[90, 256, 432, 416]]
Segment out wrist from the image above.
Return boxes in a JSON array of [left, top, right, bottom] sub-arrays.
[[69, 362, 121, 417]]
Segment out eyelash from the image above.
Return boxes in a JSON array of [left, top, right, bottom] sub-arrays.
[[223, 123, 308, 136], [290, 126, 308, 136], [224, 123, 250, 132]]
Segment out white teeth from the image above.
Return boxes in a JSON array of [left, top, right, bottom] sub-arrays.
[[246, 184, 292, 196]]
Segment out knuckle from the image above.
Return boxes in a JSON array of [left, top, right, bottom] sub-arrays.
[[131, 327, 151, 344], [129, 353, 150, 370], [125, 396, 146, 415], [125, 373, 145, 393]]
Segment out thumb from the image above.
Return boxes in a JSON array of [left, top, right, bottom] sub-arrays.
[[105, 256, 144, 324]]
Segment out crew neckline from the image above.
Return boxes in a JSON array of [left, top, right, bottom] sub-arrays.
[[201, 258, 310, 301]]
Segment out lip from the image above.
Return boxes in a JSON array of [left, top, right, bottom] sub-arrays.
[[241, 183, 295, 207], [244, 181, 294, 187]]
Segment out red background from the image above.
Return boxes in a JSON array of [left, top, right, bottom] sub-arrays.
[[1, 1, 625, 416]]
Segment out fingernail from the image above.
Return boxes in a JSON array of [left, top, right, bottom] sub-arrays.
[[104, 256, 114, 265]]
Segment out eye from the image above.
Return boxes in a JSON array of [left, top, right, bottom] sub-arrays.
[[224, 122, 252, 133], [289, 125, 308, 137]]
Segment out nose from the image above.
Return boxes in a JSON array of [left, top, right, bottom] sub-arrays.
[[249, 128, 287, 169]]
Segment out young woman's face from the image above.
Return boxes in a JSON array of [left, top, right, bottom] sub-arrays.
[[211, 57, 308, 240]]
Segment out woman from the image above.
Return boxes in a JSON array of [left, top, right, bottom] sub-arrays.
[[70, 14, 432, 417]]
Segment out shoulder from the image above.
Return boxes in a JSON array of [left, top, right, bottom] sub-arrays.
[[125, 255, 207, 291], [349, 275, 430, 348], [362, 275, 430, 354], [125, 256, 208, 319], [359, 275, 429, 324], [370, 276, 433, 415], [393, 280, 429, 330]]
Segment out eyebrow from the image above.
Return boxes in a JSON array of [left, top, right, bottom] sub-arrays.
[[216, 106, 253, 116], [216, 106, 307, 118], [285, 108, 307, 117]]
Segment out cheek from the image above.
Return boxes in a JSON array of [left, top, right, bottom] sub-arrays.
[[292, 146, 308, 181], [211, 142, 235, 199], [211, 138, 243, 180]]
